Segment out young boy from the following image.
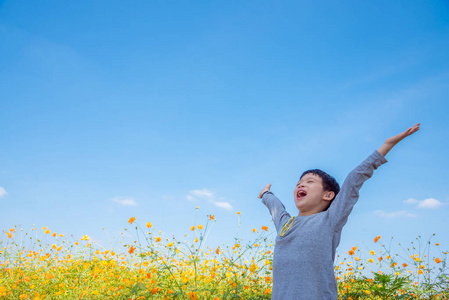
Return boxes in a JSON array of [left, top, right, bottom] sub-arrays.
[[258, 123, 420, 300]]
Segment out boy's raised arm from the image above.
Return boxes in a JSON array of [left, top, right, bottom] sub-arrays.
[[258, 183, 292, 235], [328, 123, 420, 231]]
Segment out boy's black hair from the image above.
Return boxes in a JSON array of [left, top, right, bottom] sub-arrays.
[[300, 169, 340, 210]]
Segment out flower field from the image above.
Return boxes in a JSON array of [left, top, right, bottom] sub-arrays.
[[1, 213, 448, 299]]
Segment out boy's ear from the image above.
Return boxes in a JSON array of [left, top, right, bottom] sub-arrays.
[[323, 191, 335, 201]]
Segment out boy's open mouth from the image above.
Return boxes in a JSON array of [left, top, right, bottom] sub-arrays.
[[297, 189, 307, 199]]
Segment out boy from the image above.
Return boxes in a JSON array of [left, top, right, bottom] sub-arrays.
[[258, 123, 420, 300]]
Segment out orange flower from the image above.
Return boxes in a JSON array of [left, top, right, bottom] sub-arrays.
[[374, 235, 381, 243], [261, 226, 268, 231], [252, 228, 256, 233], [402, 263, 408, 268], [128, 217, 136, 224], [128, 246, 136, 254], [378, 256, 383, 262], [435, 258, 442, 264], [215, 248, 220, 254], [209, 215, 215, 220], [155, 237, 161, 242], [348, 250, 355, 256]]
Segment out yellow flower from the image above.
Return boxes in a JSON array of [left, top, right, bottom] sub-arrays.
[[194, 238, 198, 243], [368, 259, 374, 263], [236, 212, 241, 215], [146, 222, 152, 228], [197, 224, 203, 230], [167, 242, 173, 247], [190, 226, 195, 231], [370, 250, 375, 255], [45, 230, 51, 234], [81, 235, 89, 241]]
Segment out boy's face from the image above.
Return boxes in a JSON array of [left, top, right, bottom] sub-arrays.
[[294, 173, 332, 213]]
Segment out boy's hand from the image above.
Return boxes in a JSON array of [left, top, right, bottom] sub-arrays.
[[378, 123, 420, 156], [258, 183, 271, 198]]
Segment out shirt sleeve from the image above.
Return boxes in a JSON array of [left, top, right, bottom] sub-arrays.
[[261, 191, 292, 235], [328, 150, 388, 232]]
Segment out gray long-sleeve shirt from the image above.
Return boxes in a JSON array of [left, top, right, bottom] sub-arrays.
[[261, 150, 387, 300]]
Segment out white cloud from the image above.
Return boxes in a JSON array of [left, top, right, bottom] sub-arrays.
[[190, 189, 214, 198], [417, 198, 445, 208], [186, 188, 214, 202], [214, 201, 233, 210], [374, 210, 416, 218], [0, 187, 7, 198], [111, 197, 137, 206], [186, 188, 233, 211], [404, 198, 445, 209]]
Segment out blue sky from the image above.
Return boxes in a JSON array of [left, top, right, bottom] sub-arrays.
[[1, 0, 449, 258]]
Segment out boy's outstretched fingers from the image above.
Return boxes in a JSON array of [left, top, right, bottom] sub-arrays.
[[258, 183, 271, 198], [407, 123, 420, 135]]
